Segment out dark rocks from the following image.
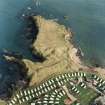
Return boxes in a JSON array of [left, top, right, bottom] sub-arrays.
[[2, 49, 23, 60], [0, 52, 30, 100]]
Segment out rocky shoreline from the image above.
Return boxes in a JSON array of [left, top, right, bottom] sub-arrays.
[[2, 15, 105, 101], [20, 15, 85, 85]]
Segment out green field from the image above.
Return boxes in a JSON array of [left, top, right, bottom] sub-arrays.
[[59, 85, 98, 105], [76, 87, 97, 105]]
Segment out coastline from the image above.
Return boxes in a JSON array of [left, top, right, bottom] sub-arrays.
[[3, 15, 105, 97], [22, 15, 86, 85]]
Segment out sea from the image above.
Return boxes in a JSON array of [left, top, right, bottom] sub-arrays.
[[0, 0, 105, 98]]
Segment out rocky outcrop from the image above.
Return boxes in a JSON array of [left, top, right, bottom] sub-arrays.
[[4, 16, 105, 87], [22, 16, 85, 86], [3, 54, 30, 88]]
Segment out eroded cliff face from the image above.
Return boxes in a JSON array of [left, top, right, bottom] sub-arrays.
[[21, 16, 84, 86]]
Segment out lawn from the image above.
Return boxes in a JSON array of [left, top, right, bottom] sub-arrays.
[[58, 85, 98, 105], [72, 86, 98, 105], [59, 95, 68, 105]]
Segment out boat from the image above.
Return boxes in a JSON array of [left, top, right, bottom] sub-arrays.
[[22, 14, 25, 17], [27, 7, 32, 10]]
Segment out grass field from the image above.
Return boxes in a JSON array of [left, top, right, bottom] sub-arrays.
[[58, 86, 98, 105], [77, 87, 97, 105], [59, 95, 68, 105], [70, 85, 98, 105]]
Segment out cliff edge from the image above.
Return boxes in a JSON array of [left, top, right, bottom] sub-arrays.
[[4, 16, 105, 87], [22, 16, 85, 86]]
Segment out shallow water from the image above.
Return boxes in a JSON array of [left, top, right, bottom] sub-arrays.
[[0, 0, 105, 98], [39, 0, 105, 67]]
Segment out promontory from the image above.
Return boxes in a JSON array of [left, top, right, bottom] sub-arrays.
[[4, 15, 105, 87]]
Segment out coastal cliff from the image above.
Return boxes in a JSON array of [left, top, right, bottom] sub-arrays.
[[4, 16, 105, 87], [4, 16, 85, 86]]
